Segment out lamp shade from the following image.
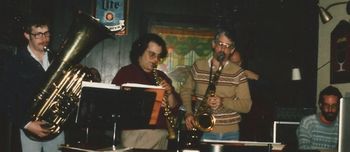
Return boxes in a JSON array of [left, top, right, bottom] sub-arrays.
[[292, 68, 301, 81], [319, 6, 333, 24]]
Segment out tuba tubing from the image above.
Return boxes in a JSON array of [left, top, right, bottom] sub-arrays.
[[24, 11, 113, 141]]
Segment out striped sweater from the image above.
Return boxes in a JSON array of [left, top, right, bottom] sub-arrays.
[[296, 114, 338, 150], [180, 58, 252, 133]]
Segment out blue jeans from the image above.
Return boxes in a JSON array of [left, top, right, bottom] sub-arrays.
[[20, 129, 65, 152], [201, 131, 239, 140]]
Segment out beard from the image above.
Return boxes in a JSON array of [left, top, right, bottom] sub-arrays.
[[321, 111, 338, 122]]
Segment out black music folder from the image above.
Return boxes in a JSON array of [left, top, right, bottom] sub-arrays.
[[75, 82, 157, 129]]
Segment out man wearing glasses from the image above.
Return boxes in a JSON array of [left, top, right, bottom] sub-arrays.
[[297, 85, 341, 150], [180, 28, 252, 141], [112, 33, 180, 150], [0, 15, 64, 152]]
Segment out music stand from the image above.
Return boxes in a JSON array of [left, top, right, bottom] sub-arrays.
[[74, 82, 157, 150]]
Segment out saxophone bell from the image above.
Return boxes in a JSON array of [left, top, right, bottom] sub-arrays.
[[194, 112, 215, 132]]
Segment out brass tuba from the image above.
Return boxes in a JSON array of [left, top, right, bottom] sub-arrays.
[[193, 52, 225, 132], [24, 11, 112, 141]]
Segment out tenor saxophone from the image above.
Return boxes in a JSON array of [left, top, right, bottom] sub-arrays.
[[153, 66, 177, 140], [193, 52, 225, 132]]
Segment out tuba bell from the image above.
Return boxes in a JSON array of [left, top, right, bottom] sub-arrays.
[[24, 11, 113, 141]]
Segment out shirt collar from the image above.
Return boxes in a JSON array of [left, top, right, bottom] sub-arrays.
[[207, 56, 229, 68], [27, 45, 50, 71]]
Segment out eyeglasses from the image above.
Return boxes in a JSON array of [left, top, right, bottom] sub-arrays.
[[146, 50, 162, 60], [215, 40, 234, 49], [322, 103, 338, 110], [30, 31, 50, 39]]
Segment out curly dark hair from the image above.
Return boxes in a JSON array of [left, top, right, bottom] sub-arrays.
[[23, 14, 50, 34], [129, 33, 167, 65], [318, 85, 342, 105]]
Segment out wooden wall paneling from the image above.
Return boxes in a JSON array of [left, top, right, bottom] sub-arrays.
[[51, 0, 143, 83], [81, 41, 105, 77], [101, 0, 142, 83], [84, 0, 143, 83], [100, 38, 131, 83]]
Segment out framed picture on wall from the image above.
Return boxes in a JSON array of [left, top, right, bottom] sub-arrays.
[[330, 20, 350, 84], [95, 0, 128, 35], [149, 23, 215, 91]]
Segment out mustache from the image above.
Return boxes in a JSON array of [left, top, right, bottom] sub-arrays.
[[325, 112, 337, 116], [40, 41, 49, 46]]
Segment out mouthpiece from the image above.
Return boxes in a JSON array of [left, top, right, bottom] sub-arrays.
[[216, 52, 225, 62], [153, 64, 158, 69], [43, 46, 50, 52]]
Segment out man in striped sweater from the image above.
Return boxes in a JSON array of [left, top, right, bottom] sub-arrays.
[[297, 86, 342, 150], [180, 28, 252, 141]]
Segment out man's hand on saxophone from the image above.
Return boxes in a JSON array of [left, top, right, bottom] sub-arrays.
[[207, 95, 223, 110], [158, 79, 173, 94], [185, 114, 195, 130], [158, 79, 177, 108]]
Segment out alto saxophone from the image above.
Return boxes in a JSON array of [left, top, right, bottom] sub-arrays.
[[153, 66, 177, 140]]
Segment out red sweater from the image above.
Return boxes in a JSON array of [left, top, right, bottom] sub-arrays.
[[112, 64, 174, 129]]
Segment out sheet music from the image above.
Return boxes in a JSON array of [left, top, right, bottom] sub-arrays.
[[121, 83, 164, 89], [82, 81, 120, 90]]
